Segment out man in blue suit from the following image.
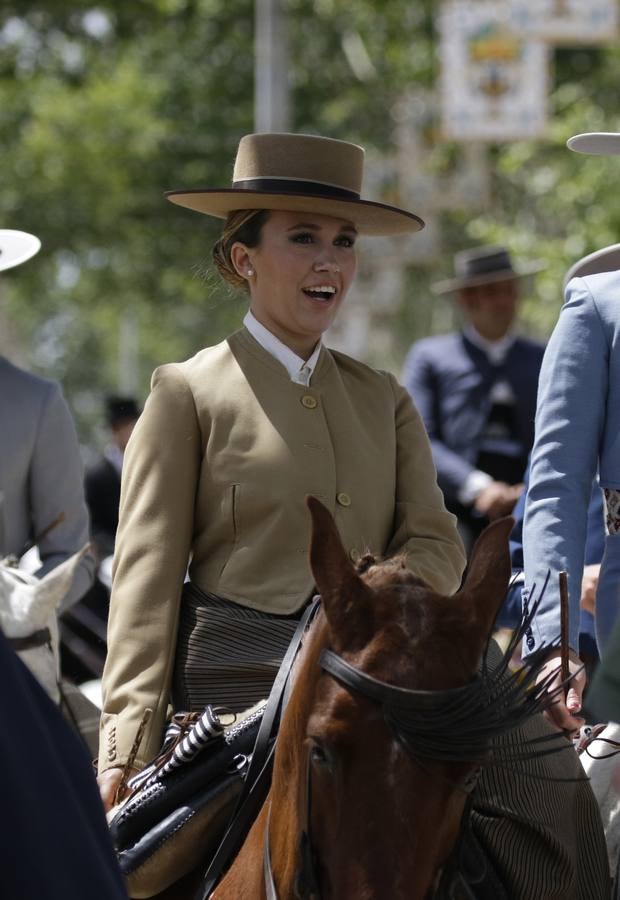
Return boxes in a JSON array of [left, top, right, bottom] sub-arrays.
[[402, 246, 545, 551], [523, 220, 620, 733]]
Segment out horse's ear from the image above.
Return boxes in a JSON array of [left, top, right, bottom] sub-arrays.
[[307, 496, 374, 650], [456, 516, 514, 636]]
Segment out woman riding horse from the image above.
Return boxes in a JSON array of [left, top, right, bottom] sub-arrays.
[[97, 131, 465, 800], [97, 132, 608, 898]]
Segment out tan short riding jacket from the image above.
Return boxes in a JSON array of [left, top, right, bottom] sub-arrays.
[[99, 327, 465, 771]]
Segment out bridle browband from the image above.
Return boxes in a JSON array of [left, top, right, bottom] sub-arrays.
[[320, 649, 496, 767]]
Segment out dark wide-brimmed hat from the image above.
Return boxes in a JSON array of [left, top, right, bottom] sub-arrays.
[[165, 132, 424, 236], [432, 245, 544, 295], [563, 243, 620, 290], [0, 230, 41, 273]]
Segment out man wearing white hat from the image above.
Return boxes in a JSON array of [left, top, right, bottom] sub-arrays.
[[0, 229, 94, 610], [523, 132, 620, 734]]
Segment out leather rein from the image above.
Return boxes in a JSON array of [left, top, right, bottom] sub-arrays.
[[262, 648, 492, 900]]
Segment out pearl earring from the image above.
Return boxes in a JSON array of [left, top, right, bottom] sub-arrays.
[[247, 268, 254, 277]]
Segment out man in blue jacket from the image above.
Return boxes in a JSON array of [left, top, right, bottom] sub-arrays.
[[523, 214, 620, 732], [402, 245, 544, 551]]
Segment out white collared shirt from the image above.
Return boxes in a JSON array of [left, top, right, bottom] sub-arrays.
[[464, 324, 515, 366], [464, 325, 515, 403], [458, 325, 518, 505], [243, 310, 321, 386]]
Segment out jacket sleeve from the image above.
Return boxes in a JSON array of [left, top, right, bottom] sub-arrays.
[[384, 373, 466, 595], [99, 364, 202, 772], [401, 342, 477, 502], [522, 278, 606, 658], [31, 381, 95, 611]]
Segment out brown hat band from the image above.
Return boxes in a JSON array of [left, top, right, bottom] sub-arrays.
[[231, 176, 360, 201]]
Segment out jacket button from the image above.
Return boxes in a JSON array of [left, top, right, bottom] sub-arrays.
[[337, 492, 351, 507], [526, 633, 535, 652], [301, 394, 318, 409]]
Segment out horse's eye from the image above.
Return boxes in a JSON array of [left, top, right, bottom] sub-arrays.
[[309, 741, 331, 770]]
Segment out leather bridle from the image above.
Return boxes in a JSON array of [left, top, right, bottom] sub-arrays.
[[262, 647, 497, 900], [206, 598, 553, 899]]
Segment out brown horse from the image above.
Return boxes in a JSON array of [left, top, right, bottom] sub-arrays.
[[209, 497, 546, 900]]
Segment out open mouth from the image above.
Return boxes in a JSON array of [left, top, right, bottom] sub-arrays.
[[302, 285, 337, 302]]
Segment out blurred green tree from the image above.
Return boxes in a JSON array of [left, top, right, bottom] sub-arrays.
[[0, 2, 619, 442]]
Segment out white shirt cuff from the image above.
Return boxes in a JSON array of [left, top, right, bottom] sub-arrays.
[[458, 470, 493, 506]]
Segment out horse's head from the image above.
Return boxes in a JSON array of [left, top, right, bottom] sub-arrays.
[[273, 498, 514, 900]]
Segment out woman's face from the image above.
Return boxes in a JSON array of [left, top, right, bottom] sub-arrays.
[[234, 210, 358, 358]]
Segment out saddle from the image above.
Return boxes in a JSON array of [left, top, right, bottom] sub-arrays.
[[109, 705, 264, 898]]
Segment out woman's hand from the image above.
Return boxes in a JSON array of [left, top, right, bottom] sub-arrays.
[[536, 648, 586, 737], [97, 766, 138, 813]]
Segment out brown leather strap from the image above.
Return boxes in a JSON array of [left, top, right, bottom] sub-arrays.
[[8, 628, 52, 651], [197, 597, 321, 899]]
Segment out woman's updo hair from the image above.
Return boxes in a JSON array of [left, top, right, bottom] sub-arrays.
[[212, 209, 270, 291]]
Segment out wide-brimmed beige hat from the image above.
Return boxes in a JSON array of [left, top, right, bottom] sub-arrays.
[[432, 245, 543, 294], [166, 132, 424, 236], [0, 230, 41, 272], [567, 133, 620, 155], [563, 243, 620, 290]]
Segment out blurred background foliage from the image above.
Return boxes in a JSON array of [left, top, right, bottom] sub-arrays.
[[1, 0, 620, 445]]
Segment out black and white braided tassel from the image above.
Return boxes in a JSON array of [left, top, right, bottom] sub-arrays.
[[127, 706, 226, 793], [154, 705, 224, 782]]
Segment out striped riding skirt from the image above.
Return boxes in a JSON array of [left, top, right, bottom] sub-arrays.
[[171, 582, 302, 714]]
